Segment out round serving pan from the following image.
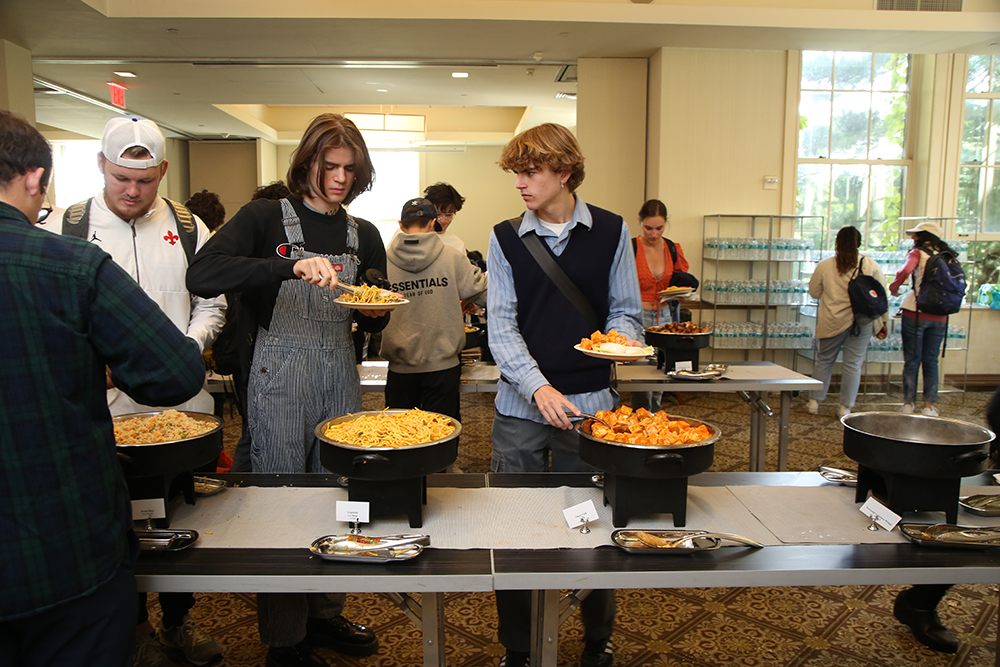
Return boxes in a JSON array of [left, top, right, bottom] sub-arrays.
[[577, 415, 720, 479], [464, 326, 481, 350], [842, 412, 995, 479], [316, 410, 462, 480], [115, 411, 223, 478], [643, 328, 711, 351]]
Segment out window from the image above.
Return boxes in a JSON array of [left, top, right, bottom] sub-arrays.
[[50, 141, 104, 209], [347, 151, 419, 247], [796, 52, 911, 252], [958, 55, 1000, 235]]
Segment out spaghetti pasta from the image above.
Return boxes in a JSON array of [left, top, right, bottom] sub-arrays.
[[322, 409, 456, 448], [337, 283, 403, 304]]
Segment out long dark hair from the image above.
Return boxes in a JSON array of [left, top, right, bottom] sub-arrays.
[[835, 225, 861, 275], [287, 114, 374, 205], [638, 199, 667, 221], [913, 230, 955, 255]]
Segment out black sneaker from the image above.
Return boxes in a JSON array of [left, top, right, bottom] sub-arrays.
[[498, 650, 530, 667], [265, 643, 330, 667], [304, 615, 379, 657], [580, 637, 613, 667]]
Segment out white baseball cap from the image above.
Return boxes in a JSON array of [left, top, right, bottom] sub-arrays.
[[101, 115, 165, 169], [904, 220, 944, 238]]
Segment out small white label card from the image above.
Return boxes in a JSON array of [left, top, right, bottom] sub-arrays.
[[336, 500, 370, 524], [131, 498, 166, 521], [860, 496, 901, 531], [674, 360, 693, 372], [563, 499, 600, 529]]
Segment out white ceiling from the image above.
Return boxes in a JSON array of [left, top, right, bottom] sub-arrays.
[[4, 0, 1000, 142]]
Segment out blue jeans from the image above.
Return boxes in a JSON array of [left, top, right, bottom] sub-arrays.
[[809, 321, 874, 408], [630, 307, 675, 413], [901, 315, 947, 404]]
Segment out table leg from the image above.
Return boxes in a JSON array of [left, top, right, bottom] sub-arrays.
[[423, 593, 446, 667], [778, 391, 790, 472], [748, 391, 768, 472], [748, 393, 759, 472], [530, 590, 560, 667]]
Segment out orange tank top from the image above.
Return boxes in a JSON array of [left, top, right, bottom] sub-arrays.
[[636, 240, 674, 303]]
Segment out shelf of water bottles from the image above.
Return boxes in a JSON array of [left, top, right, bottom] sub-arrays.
[[702, 280, 811, 305], [711, 321, 814, 349], [866, 324, 969, 362], [807, 241, 972, 276], [703, 237, 814, 261]]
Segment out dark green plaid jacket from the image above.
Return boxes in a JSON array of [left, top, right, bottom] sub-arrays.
[[0, 201, 205, 620]]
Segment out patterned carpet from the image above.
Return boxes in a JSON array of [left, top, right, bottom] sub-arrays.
[[153, 388, 999, 667]]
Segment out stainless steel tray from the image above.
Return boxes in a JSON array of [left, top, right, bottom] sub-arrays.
[[194, 476, 227, 497], [611, 529, 763, 554], [818, 466, 858, 487], [309, 534, 429, 563], [899, 523, 1000, 550], [138, 529, 199, 552], [664, 370, 722, 381], [959, 494, 1000, 516]]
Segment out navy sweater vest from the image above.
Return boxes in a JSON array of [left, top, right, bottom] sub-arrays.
[[494, 205, 623, 395]]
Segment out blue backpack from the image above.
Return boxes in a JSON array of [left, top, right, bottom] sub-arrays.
[[914, 247, 966, 316]]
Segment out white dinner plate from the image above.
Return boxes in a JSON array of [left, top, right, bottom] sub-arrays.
[[574, 344, 653, 362], [334, 298, 409, 311]]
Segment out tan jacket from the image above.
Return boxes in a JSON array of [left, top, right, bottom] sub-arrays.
[[809, 254, 888, 339]]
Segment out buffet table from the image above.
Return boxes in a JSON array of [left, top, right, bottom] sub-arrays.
[[358, 360, 822, 472], [135, 472, 1000, 667]]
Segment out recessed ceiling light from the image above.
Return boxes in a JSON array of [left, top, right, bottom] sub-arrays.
[[113, 71, 137, 78], [377, 89, 388, 93], [452, 72, 469, 78], [555, 92, 577, 100]]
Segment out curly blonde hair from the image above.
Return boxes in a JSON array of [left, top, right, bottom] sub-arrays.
[[497, 123, 585, 192]]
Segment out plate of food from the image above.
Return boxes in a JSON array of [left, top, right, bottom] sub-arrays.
[[574, 343, 653, 362], [959, 494, 1000, 516], [576, 330, 652, 362], [664, 369, 723, 381], [659, 286, 696, 300], [645, 322, 711, 335], [309, 534, 428, 563], [334, 283, 408, 310]]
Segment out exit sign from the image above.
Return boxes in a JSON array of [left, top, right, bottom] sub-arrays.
[[108, 83, 127, 108]]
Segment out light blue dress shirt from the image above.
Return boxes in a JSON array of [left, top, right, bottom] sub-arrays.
[[486, 196, 643, 424]]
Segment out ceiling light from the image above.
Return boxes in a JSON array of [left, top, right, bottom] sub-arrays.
[[113, 71, 137, 78], [452, 72, 469, 78], [377, 89, 388, 93], [555, 92, 577, 100]]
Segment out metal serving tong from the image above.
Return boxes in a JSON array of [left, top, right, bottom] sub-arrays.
[[637, 530, 764, 550], [564, 410, 615, 431], [818, 465, 858, 486]]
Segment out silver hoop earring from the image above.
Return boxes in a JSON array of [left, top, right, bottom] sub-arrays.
[[560, 181, 565, 188]]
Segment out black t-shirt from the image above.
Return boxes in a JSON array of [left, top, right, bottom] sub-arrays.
[[187, 196, 389, 336]]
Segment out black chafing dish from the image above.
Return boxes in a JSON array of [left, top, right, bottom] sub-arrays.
[[114, 411, 223, 528], [577, 414, 720, 527], [315, 410, 462, 528], [842, 412, 995, 524], [643, 326, 711, 374]]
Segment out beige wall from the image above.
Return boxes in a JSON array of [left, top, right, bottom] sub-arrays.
[[647, 48, 789, 289], [0, 40, 35, 120], [420, 146, 524, 255], [577, 58, 647, 225], [188, 141, 258, 220]]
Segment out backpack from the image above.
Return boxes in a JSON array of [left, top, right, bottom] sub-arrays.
[[914, 247, 966, 316], [62, 197, 199, 264], [847, 256, 888, 330]]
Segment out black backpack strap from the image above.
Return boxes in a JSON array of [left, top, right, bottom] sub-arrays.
[[507, 216, 602, 332], [62, 199, 92, 239], [163, 198, 199, 264], [631, 237, 637, 256], [665, 238, 678, 264]]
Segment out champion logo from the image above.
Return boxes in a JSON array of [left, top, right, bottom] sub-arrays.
[[163, 230, 179, 245], [275, 243, 305, 258]]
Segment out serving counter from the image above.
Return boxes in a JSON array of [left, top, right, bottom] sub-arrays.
[[358, 360, 823, 471], [135, 472, 1000, 667]]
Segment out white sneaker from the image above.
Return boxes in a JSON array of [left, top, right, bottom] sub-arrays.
[[921, 406, 940, 417], [900, 403, 914, 414], [157, 614, 222, 666], [806, 399, 819, 414], [838, 405, 851, 417], [134, 634, 178, 667]]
